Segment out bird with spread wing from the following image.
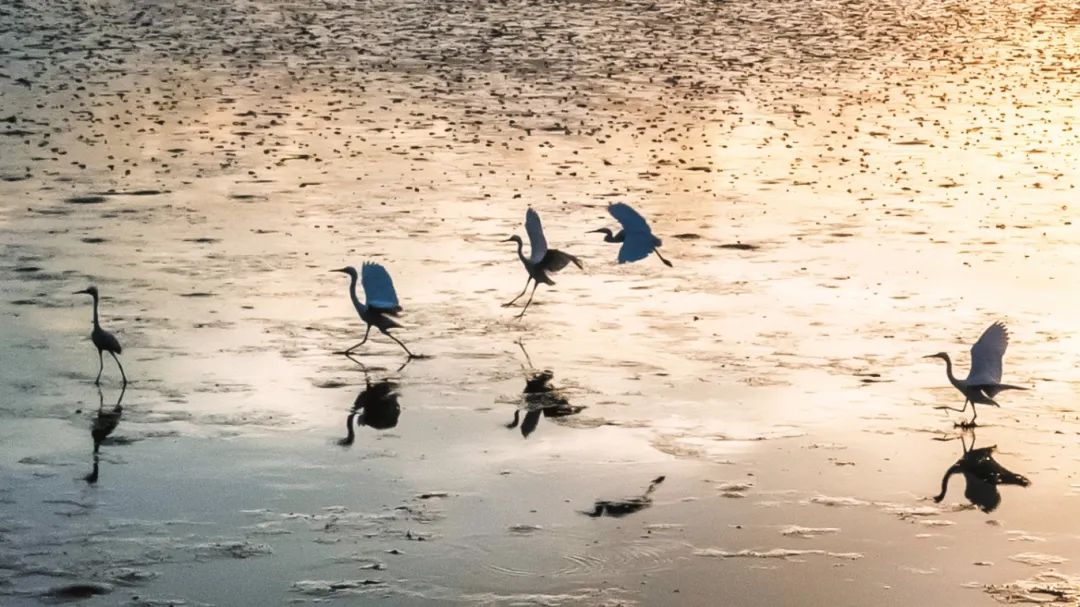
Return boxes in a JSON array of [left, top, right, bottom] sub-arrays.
[[926, 322, 1028, 427], [502, 208, 583, 319], [589, 202, 672, 267], [331, 262, 415, 358]]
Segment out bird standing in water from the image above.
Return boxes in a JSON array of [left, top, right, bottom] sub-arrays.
[[331, 263, 415, 358], [926, 322, 1027, 427], [589, 202, 672, 267], [74, 286, 127, 385], [503, 207, 582, 318]]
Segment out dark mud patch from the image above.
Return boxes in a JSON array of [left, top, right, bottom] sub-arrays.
[[718, 243, 759, 251], [64, 195, 107, 205]]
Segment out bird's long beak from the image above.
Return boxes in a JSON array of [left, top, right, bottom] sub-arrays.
[[923, 354, 941, 359], [329, 268, 347, 274], [586, 228, 605, 234], [73, 289, 89, 295], [501, 237, 515, 242]]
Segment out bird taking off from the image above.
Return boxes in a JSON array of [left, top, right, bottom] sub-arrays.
[[589, 202, 672, 267], [74, 286, 127, 386], [502, 207, 583, 319], [331, 262, 416, 358], [926, 322, 1028, 427]]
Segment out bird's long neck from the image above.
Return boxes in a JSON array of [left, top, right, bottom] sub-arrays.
[[941, 354, 962, 388], [515, 238, 528, 266], [934, 465, 962, 502], [347, 273, 366, 314], [343, 412, 356, 444], [91, 293, 100, 327], [604, 229, 619, 243]]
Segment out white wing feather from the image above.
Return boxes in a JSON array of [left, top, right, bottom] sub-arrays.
[[525, 208, 548, 265], [608, 202, 652, 235], [966, 322, 1008, 385], [361, 262, 401, 310]]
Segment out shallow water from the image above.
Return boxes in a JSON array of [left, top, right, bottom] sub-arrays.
[[2, 0, 1080, 604]]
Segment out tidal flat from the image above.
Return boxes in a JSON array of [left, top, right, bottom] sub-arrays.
[[2, 0, 1080, 604]]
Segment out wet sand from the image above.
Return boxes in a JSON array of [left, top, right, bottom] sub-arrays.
[[2, 0, 1080, 604]]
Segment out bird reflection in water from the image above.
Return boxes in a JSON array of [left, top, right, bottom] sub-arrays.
[[85, 384, 125, 484], [507, 341, 584, 438], [585, 476, 666, 518], [338, 365, 402, 446], [932, 431, 1030, 513]]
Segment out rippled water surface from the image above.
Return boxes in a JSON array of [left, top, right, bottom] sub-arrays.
[[3, 0, 1080, 604]]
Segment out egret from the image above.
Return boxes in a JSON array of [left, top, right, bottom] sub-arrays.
[[589, 202, 672, 267], [331, 263, 415, 358], [932, 433, 1029, 513], [74, 286, 127, 386], [502, 207, 582, 318], [926, 321, 1028, 427]]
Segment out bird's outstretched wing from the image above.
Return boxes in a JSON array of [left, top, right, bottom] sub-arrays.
[[618, 231, 656, 264], [525, 208, 549, 265], [608, 203, 651, 234], [361, 262, 402, 314], [541, 249, 583, 273], [967, 322, 1008, 385]]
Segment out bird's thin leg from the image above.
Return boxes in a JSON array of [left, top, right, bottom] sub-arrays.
[[343, 325, 372, 354], [935, 398, 969, 414], [385, 332, 415, 358], [110, 352, 127, 385], [653, 248, 673, 268], [515, 283, 540, 319], [969, 403, 978, 427], [95, 350, 104, 385], [503, 276, 532, 307]]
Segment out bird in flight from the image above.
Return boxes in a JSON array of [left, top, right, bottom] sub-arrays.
[[926, 322, 1028, 427], [502, 207, 582, 318], [331, 263, 416, 358], [589, 202, 672, 267], [74, 286, 127, 386]]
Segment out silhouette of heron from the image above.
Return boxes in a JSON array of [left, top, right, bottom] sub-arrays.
[[589, 202, 672, 267], [85, 385, 125, 484], [74, 286, 127, 386], [338, 377, 401, 446], [502, 208, 582, 318], [926, 322, 1028, 427], [932, 432, 1030, 513], [331, 263, 415, 358], [584, 476, 666, 517]]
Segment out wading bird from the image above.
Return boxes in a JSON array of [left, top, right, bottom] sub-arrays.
[[331, 263, 415, 358], [503, 208, 582, 318], [74, 286, 127, 385], [926, 322, 1027, 427], [589, 202, 672, 267]]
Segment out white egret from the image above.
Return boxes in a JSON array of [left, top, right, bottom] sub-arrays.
[[74, 286, 127, 386], [926, 322, 1028, 427], [589, 202, 672, 267], [502, 207, 583, 318], [331, 262, 415, 358]]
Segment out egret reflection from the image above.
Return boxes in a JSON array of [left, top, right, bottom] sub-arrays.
[[585, 476, 666, 518], [507, 342, 584, 438], [932, 431, 1030, 513], [85, 384, 125, 484], [338, 374, 402, 446]]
